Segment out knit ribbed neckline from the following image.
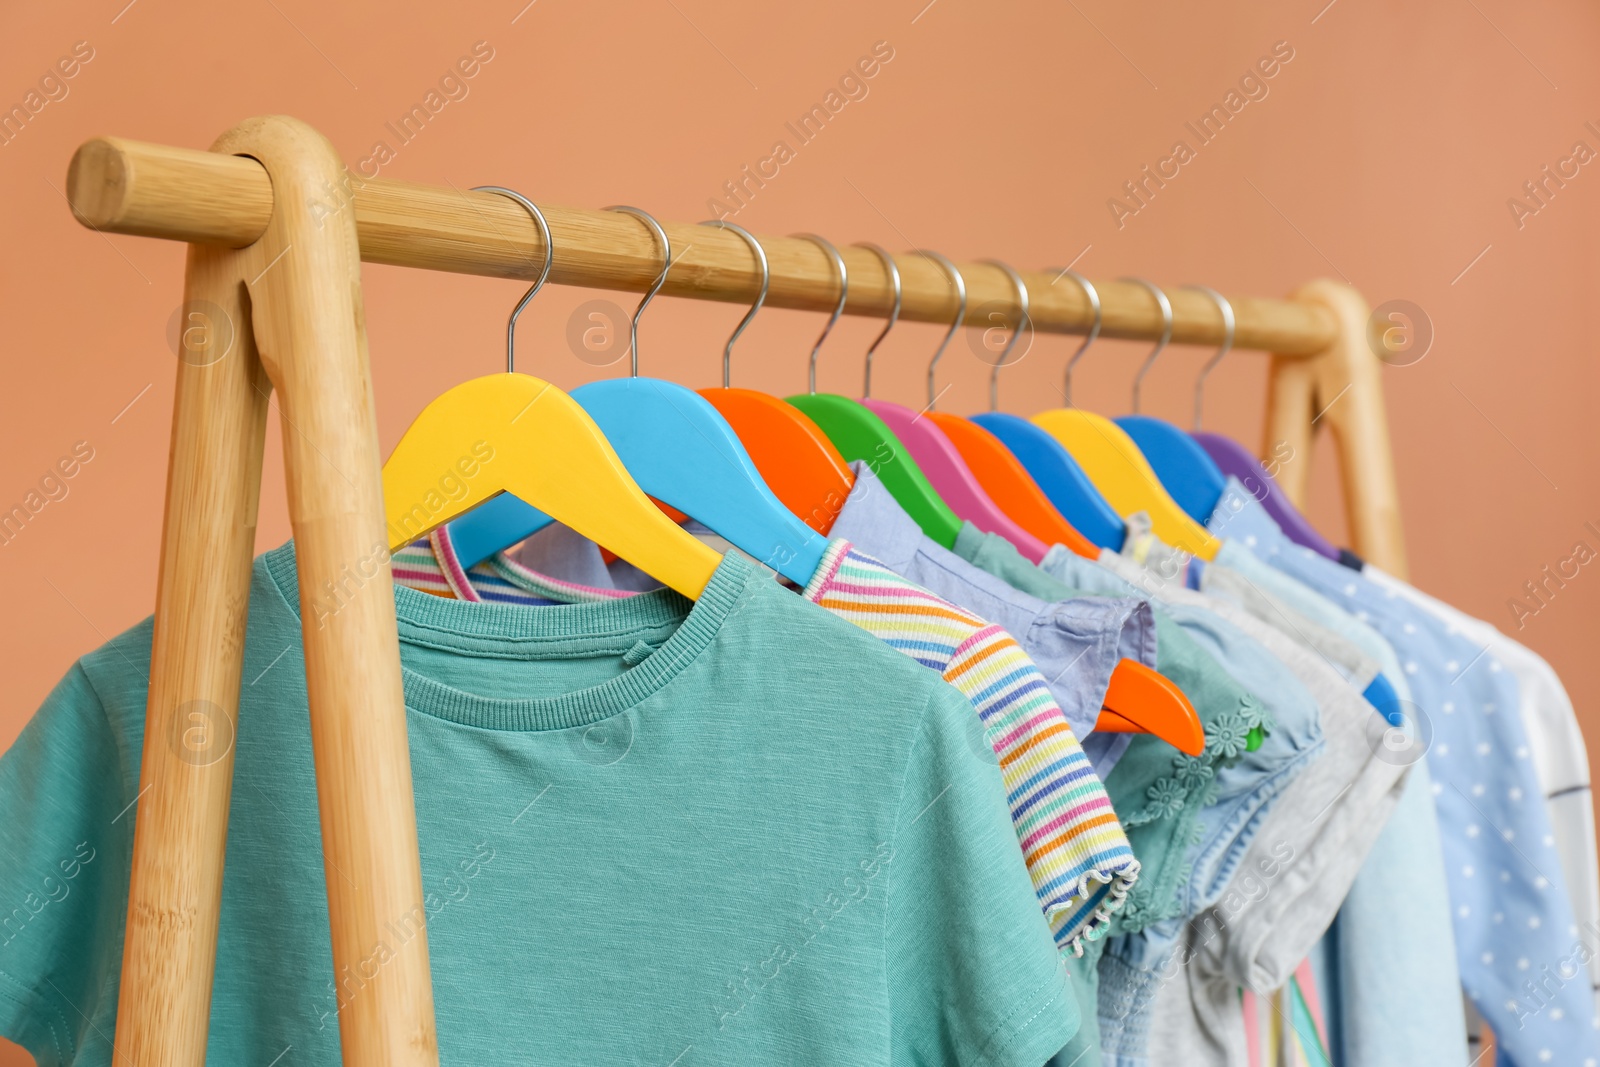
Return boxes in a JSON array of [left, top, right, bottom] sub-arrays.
[[261, 540, 753, 732]]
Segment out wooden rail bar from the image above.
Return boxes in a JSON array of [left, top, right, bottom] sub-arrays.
[[67, 134, 1338, 354]]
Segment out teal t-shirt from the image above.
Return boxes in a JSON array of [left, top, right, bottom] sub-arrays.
[[0, 542, 1077, 1066]]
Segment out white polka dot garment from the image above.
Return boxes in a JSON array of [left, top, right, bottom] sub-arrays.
[[1211, 478, 1600, 1067]]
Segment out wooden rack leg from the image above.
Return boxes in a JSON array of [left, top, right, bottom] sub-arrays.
[[1266, 278, 1408, 577], [114, 243, 271, 1063], [114, 116, 439, 1066], [221, 115, 439, 1066]]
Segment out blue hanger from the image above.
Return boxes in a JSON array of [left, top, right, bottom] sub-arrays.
[[970, 413, 1124, 550], [1114, 284, 1233, 523], [970, 269, 1124, 550], [447, 205, 828, 585], [1120, 415, 1227, 522], [1360, 672, 1406, 727]]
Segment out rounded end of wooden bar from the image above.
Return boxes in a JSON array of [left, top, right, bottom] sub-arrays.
[[67, 136, 131, 231], [66, 134, 274, 245]]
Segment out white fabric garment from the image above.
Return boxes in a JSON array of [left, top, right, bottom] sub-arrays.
[[1143, 686, 1411, 1066], [1198, 557, 1466, 1067], [1200, 561, 1381, 691], [1363, 565, 1600, 1020]]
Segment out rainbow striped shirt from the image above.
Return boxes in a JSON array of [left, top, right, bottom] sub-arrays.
[[396, 530, 1138, 953]]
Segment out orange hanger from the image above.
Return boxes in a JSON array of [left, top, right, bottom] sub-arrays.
[[699, 232, 859, 535], [938, 260, 1099, 558], [1092, 659, 1205, 756], [699, 388, 854, 534], [927, 412, 1098, 558]]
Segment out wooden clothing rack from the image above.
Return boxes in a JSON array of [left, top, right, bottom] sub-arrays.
[[63, 115, 1407, 1067]]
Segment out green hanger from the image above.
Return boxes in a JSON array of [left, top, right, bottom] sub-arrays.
[[785, 244, 960, 548], [788, 393, 961, 547]]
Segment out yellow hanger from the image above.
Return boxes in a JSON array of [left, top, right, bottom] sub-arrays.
[[380, 188, 720, 598], [1032, 277, 1221, 561], [383, 374, 720, 597]]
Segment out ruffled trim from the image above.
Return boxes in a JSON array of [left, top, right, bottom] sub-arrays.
[[1128, 691, 1267, 828], [1050, 858, 1143, 957]]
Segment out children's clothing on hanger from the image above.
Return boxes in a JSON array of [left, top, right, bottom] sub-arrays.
[[1143, 654, 1410, 1066], [826, 463, 1154, 769], [0, 543, 1082, 1065], [1316, 757, 1468, 1067], [1178, 524, 1467, 1065], [407, 527, 1146, 950], [1209, 476, 1600, 1066], [967, 529, 1353, 1065], [1362, 563, 1600, 1019]]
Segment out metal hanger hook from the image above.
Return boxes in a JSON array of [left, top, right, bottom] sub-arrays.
[[603, 205, 673, 377], [854, 243, 902, 398], [698, 220, 770, 388], [978, 259, 1030, 412], [1052, 269, 1101, 407], [914, 249, 967, 410], [472, 186, 554, 375], [793, 233, 848, 394], [1186, 284, 1236, 431], [1123, 276, 1174, 414]]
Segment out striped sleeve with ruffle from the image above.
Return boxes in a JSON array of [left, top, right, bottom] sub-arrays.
[[803, 538, 1138, 954]]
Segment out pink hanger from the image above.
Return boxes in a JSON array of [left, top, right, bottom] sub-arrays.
[[864, 399, 1048, 560], [859, 248, 1048, 561], [864, 399, 1049, 563]]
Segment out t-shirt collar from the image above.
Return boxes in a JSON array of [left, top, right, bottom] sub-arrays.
[[261, 539, 753, 731]]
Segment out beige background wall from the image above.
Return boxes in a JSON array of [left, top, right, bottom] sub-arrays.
[[2, 0, 1597, 1060]]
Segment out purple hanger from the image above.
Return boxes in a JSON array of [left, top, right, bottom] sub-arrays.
[[1193, 432, 1340, 560], [1182, 283, 1340, 561]]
